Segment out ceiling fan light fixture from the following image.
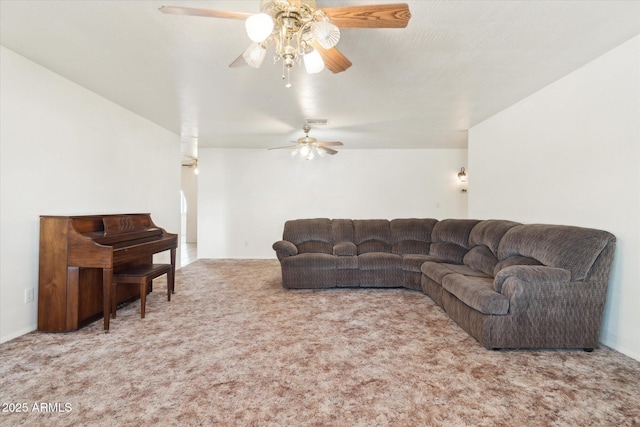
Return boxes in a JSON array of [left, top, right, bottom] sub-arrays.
[[299, 144, 310, 157], [161, 2, 412, 84], [303, 48, 324, 74], [312, 20, 340, 49], [242, 42, 267, 68], [269, 124, 343, 159], [245, 13, 274, 42]]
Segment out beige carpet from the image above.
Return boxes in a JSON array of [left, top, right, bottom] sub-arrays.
[[1, 259, 639, 426]]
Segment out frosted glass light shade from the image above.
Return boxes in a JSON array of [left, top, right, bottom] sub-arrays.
[[312, 20, 340, 49], [458, 167, 468, 182], [242, 43, 267, 68], [303, 49, 324, 74], [245, 13, 273, 42]]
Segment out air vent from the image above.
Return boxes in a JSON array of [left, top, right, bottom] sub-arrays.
[[305, 118, 328, 126]]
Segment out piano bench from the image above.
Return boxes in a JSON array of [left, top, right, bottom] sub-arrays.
[[111, 263, 174, 320]]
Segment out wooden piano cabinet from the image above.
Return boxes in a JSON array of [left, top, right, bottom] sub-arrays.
[[38, 216, 73, 332], [38, 214, 177, 332]]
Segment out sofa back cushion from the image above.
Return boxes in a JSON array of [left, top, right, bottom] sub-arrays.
[[331, 219, 354, 243], [354, 220, 391, 254], [464, 220, 521, 275], [497, 224, 615, 281], [283, 218, 333, 254], [391, 218, 437, 255], [430, 219, 480, 264], [463, 246, 498, 276]]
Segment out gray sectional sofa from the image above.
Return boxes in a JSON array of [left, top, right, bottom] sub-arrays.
[[272, 218, 616, 350]]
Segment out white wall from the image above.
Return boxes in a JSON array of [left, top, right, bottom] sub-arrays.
[[181, 166, 198, 243], [198, 148, 468, 258], [468, 36, 640, 360], [0, 47, 182, 343]]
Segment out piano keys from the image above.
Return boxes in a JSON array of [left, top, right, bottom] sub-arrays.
[[38, 213, 177, 332]]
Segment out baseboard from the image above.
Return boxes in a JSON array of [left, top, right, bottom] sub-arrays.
[[0, 324, 37, 344]]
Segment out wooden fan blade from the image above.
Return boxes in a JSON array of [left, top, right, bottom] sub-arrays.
[[318, 141, 344, 147], [311, 42, 352, 74], [159, 6, 251, 20], [321, 3, 411, 28], [319, 146, 339, 155]]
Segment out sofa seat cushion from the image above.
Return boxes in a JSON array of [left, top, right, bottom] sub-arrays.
[[358, 252, 402, 270], [421, 262, 456, 283], [421, 262, 490, 283], [336, 256, 358, 270], [441, 274, 509, 315], [401, 254, 434, 272], [281, 253, 336, 270]]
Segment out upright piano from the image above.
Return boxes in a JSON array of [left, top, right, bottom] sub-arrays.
[[38, 213, 177, 332]]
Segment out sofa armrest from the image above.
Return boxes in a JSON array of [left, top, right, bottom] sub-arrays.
[[494, 265, 571, 293], [272, 240, 298, 261], [333, 241, 357, 256], [498, 277, 607, 349]]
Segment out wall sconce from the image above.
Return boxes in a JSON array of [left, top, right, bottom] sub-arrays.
[[458, 167, 467, 182], [458, 167, 467, 193], [182, 158, 199, 175]]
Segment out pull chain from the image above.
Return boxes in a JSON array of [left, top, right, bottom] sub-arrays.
[[281, 61, 292, 88]]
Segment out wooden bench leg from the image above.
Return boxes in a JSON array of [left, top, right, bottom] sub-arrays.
[[170, 248, 176, 295], [103, 268, 112, 332], [167, 268, 174, 302], [111, 286, 117, 319], [111, 263, 171, 324], [140, 280, 147, 319]]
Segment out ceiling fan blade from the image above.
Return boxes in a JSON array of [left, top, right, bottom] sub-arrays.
[[268, 145, 297, 150], [229, 53, 248, 68], [311, 42, 352, 74], [318, 141, 344, 147], [321, 3, 411, 28], [159, 6, 251, 20], [230, 39, 274, 68], [318, 146, 339, 155]]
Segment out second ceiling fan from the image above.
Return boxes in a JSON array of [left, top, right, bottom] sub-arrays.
[[160, 1, 411, 86], [269, 124, 343, 160]]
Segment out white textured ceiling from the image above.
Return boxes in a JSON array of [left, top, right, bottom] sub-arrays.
[[1, 0, 639, 154]]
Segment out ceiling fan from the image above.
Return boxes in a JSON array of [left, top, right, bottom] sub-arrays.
[[160, 1, 411, 87], [269, 124, 343, 160]]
